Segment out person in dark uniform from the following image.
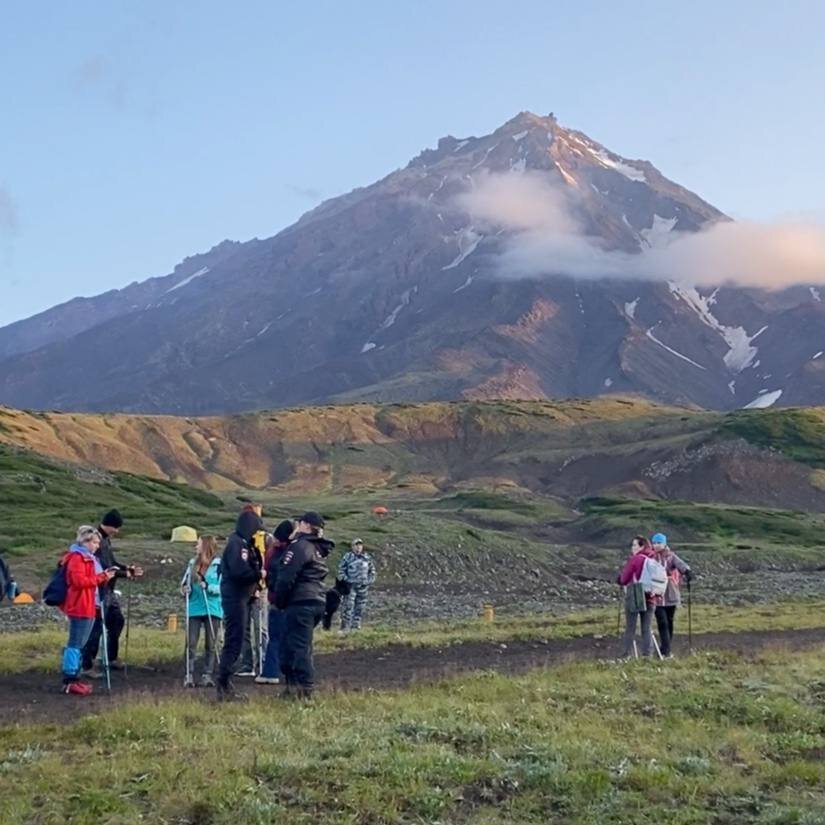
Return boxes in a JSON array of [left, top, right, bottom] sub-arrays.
[[82, 509, 144, 675], [216, 510, 264, 701], [274, 511, 333, 699]]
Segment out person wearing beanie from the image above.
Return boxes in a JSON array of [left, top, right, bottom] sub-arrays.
[[275, 512, 333, 699], [256, 519, 296, 685], [216, 509, 264, 701], [81, 509, 144, 677], [338, 538, 376, 632], [651, 533, 692, 658]]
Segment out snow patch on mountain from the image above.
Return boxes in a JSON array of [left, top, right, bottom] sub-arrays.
[[811, 287, 822, 302], [165, 267, 209, 294], [646, 327, 707, 370], [624, 298, 639, 319], [361, 342, 377, 354], [640, 215, 677, 249], [744, 389, 783, 409], [443, 228, 483, 270], [555, 162, 577, 187], [668, 283, 766, 373], [380, 288, 415, 330], [471, 144, 498, 170], [594, 150, 646, 182], [512, 130, 529, 142], [453, 275, 474, 293], [814, 351, 823, 360]]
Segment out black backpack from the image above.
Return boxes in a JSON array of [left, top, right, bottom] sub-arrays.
[[43, 556, 70, 607], [0, 555, 10, 603]]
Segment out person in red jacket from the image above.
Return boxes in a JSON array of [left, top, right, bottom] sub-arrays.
[[617, 536, 659, 658], [61, 526, 117, 695]]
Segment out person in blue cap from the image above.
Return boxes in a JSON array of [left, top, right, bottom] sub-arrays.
[[651, 533, 692, 657]]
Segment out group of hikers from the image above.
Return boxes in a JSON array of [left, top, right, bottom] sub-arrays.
[[0, 511, 691, 700], [45, 506, 376, 701], [617, 532, 692, 659]]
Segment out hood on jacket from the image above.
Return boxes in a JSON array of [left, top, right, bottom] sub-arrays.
[[235, 511, 263, 542], [299, 534, 335, 558]]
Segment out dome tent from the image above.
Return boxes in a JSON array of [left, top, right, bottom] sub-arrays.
[[170, 525, 198, 543]]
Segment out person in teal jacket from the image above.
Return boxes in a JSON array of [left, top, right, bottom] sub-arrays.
[[181, 535, 223, 687]]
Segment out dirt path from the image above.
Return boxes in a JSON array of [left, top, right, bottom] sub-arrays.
[[2, 627, 822, 726]]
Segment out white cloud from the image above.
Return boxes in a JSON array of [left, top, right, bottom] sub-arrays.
[[457, 171, 825, 288]]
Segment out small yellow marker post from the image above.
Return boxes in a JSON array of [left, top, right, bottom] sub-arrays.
[[482, 603, 495, 624], [167, 614, 178, 632]]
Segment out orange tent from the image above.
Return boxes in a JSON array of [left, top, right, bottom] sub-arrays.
[[372, 505, 389, 516], [13, 592, 35, 605]]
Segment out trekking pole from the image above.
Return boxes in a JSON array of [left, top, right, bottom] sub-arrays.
[[257, 596, 268, 677], [202, 574, 219, 679], [184, 566, 192, 687], [687, 577, 693, 655], [124, 576, 133, 680], [99, 602, 112, 695]]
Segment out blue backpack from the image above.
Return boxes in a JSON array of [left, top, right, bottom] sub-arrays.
[[43, 555, 70, 607]]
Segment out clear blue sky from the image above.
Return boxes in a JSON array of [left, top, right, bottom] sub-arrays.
[[1, 0, 823, 326]]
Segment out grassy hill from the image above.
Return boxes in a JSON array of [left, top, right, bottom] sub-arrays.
[[2, 400, 825, 512], [3, 400, 825, 621]]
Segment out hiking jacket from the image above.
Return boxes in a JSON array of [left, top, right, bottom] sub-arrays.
[[182, 557, 224, 619], [274, 533, 333, 609], [220, 511, 263, 600], [95, 530, 129, 606], [264, 541, 289, 607], [617, 548, 662, 608], [337, 551, 376, 587], [656, 548, 691, 607], [62, 545, 109, 619]]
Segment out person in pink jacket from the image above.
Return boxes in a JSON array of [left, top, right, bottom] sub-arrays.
[[617, 536, 659, 658]]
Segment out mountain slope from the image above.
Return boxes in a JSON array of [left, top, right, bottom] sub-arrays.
[[2, 400, 825, 517], [0, 112, 821, 413]]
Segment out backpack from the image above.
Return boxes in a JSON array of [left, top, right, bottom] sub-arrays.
[[0, 556, 10, 603], [43, 555, 70, 607], [639, 556, 668, 597]]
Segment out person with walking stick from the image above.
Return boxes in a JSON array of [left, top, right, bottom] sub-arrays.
[[82, 510, 143, 678], [57, 526, 117, 696], [181, 536, 223, 687], [651, 533, 692, 658]]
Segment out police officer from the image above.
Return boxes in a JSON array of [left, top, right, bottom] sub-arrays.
[[274, 512, 333, 699], [216, 509, 263, 701]]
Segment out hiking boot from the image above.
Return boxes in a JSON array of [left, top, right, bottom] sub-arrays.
[[183, 675, 195, 688], [216, 680, 247, 703], [84, 667, 105, 680], [63, 681, 93, 696], [200, 674, 215, 688], [109, 660, 125, 671], [255, 676, 280, 685], [235, 669, 256, 678]]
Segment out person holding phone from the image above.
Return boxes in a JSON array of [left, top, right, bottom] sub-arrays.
[[60, 526, 117, 696], [82, 509, 144, 677]]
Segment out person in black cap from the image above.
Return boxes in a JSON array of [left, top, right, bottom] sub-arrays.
[[216, 509, 264, 701], [274, 512, 333, 699], [82, 509, 144, 675]]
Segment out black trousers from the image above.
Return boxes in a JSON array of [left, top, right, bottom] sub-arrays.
[[279, 603, 325, 692], [218, 594, 250, 685], [82, 601, 125, 669], [655, 605, 677, 656]]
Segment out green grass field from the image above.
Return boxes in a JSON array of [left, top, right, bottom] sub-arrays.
[[4, 645, 825, 823]]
